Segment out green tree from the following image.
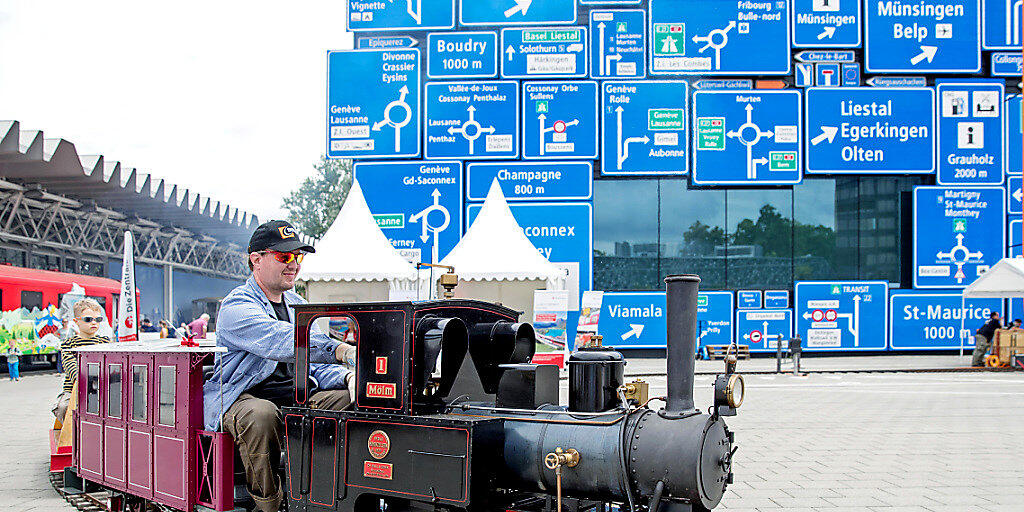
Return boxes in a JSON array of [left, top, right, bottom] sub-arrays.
[[731, 204, 792, 257], [682, 221, 727, 255], [281, 156, 353, 238]]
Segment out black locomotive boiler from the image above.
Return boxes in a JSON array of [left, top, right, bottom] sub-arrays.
[[285, 275, 742, 512]]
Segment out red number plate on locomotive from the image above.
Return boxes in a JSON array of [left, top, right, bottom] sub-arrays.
[[363, 461, 393, 480]]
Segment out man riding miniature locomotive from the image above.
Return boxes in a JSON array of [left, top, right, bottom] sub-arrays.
[[202, 220, 357, 512], [191, 219, 744, 512]]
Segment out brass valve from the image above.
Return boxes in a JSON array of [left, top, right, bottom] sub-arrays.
[[544, 447, 580, 469], [620, 380, 649, 405]]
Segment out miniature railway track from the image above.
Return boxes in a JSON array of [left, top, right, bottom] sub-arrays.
[[50, 472, 111, 512], [625, 365, 1020, 377]]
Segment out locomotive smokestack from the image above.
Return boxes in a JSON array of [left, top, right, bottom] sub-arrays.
[[664, 274, 700, 416]]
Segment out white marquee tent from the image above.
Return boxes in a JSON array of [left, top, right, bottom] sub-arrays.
[[963, 257, 1024, 299], [439, 179, 565, 321], [297, 180, 423, 302]]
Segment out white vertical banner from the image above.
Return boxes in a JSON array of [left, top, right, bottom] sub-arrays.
[[117, 231, 139, 342]]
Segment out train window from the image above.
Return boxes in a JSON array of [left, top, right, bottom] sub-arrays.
[[158, 366, 175, 426], [132, 365, 148, 421], [86, 363, 100, 414], [87, 296, 107, 312], [108, 364, 122, 418], [20, 290, 43, 311]]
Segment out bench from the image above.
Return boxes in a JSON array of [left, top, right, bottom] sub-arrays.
[[704, 345, 750, 360]]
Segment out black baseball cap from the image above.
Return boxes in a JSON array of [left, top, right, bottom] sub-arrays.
[[247, 220, 315, 254]]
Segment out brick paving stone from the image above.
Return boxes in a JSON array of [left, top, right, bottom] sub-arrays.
[[823, 496, 889, 507]]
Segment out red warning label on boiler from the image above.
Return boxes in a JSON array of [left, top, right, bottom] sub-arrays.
[[363, 461, 393, 480]]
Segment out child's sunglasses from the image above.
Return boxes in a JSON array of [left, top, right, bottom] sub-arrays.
[[78, 317, 103, 323], [261, 250, 305, 265]]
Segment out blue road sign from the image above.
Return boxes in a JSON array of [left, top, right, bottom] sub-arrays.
[[889, 291, 1003, 350], [428, 32, 498, 79], [794, 50, 856, 62], [792, 0, 862, 47], [864, 0, 981, 73], [982, 0, 1023, 49], [913, 186, 1006, 288], [649, 0, 791, 75], [936, 80, 1005, 186], [354, 161, 462, 264], [358, 36, 418, 49], [347, 0, 455, 31], [522, 81, 598, 159], [602, 81, 689, 176], [693, 79, 753, 90], [866, 76, 928, 87], [590, 10, 646, 79], [697, 291, 735, 349], [327, 49, 421, 159], [1008, 95, 1022, 174], [991, 52, 1023, 75], [460, 0, 577, 26], [1012, 219, 1021, 321], [815, 63, 840, 86], [795, 281, 888, 351], [737, 309, 793, 352], [737, 290, 763, 309], [765, 290, 790, 308], [1009, 176, 1022, 214], [501, 27, 588, 79], [466, 162, 593, 202], [842, 63, 860, 85], [424, 81, 519, 160], [598, 292, 668, 349], [805, 87, 935, 174], [794, 63, 814, 87], [693, 90, 802, 185]]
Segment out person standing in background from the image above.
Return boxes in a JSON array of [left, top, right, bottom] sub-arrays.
[[188, 313, 210, 339], [972, 311, 1002, 367], [5, 339, 19, 381]]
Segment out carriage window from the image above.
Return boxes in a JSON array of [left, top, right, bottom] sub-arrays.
[[108, 364, 122, 418], [86, 363, 100, 414], [158, 366, 176, 426], [132, 365, 148, 421], [20, 290, 43, 311]]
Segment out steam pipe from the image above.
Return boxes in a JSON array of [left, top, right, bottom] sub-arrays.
[[664, 274, 700, 417]]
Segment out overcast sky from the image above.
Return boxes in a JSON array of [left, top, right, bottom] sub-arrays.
[[0, 1, 352, 221]]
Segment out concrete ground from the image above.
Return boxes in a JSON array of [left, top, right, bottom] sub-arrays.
[[2, 359, 1021, 512]]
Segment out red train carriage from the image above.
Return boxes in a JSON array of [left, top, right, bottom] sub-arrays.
[[0, 265, 125, 366]]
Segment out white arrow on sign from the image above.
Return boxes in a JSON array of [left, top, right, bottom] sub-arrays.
[[909, 46, 938, 66], [1013, 187, 1022, 203], [817, 26, 836, 40], [504, 0, 533, 18], [810, 126, 839, 146], [506, 45, 516, 61], [621, 323, 645, 341]]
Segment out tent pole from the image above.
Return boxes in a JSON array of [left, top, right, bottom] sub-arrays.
[[960, 295, 965, 357]]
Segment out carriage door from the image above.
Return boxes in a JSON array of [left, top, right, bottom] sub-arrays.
[[126, 354, 154, 500], [103, 353, 128, 491], [77, 354, 104, 483], [152, 355, 188, 510]]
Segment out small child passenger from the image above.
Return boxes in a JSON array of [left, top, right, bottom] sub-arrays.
[[52, 299, 110, 420]]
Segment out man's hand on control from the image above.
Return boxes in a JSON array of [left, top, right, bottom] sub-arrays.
[[335, 342, 356, 366], [345, 371, 356, 392]]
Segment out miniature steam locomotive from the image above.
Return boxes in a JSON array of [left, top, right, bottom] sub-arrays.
[[65, 275, 742, 512]]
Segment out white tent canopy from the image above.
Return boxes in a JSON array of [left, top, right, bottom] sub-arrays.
[[298, 180, 416, 283], [441, 179, 563, 284], [962, 258, 1024, 298]]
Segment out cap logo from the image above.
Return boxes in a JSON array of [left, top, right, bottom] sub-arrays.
[[278, 226, 296, 239]]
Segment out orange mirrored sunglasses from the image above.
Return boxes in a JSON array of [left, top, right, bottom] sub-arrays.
[[261, 250, 305, 265]]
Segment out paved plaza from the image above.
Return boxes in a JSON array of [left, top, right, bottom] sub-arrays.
[[2, 359, 1022, 512]]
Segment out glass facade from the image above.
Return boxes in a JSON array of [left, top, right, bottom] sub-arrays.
[[594, 177, 925, 292]]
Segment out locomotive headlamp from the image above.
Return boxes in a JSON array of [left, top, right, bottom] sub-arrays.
[[714, 373, 744, 414]]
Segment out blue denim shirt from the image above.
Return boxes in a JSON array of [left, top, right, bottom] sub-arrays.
[[202, 276, 351, 431]]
